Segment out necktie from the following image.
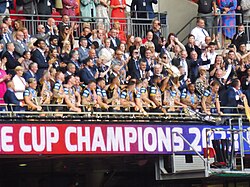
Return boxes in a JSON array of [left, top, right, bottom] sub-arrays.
[[135, 60, 139, 70], [201, 29, 207, 37], [4, 34, 11, 43]]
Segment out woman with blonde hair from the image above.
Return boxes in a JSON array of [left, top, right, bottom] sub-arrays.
[[12, 66, 27, 101], [126, 35, 135, 52], [112, 21, 126, 42]]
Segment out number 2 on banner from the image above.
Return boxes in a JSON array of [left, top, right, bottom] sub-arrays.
[[189, 128, 201, 152]]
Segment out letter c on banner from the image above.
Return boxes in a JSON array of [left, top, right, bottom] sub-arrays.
[[19, 127, 32, 152]]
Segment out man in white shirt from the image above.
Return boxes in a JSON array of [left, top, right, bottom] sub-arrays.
[[201, 42, 217, 70], [191, 18, 209, 49]]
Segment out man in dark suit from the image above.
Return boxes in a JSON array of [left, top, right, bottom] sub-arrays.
[[22, 0, 37, 15], [57, 15, 71, 33], [131, 0, 157, 19], [129, 37, 146, 59], [4, 80, 23, 111], [31, 39, 49, 80], [79, 57, 97, 84], [2, 42, 23, 76], [109, 28, 121, 51], [189, 50, 210, 83], [23, 62, 39, 82], [131, 60, 149, 80], [45, 17, 58, 36], [0, 23, 14, 46], [0, 0, 13, 16], [127, 49, 141, 78], [37, 0, 55, 20], [224, 79, 246, 113], [232, 24, 248, 50], [14, 30, 28, 58], [172, 50, 190, 80]]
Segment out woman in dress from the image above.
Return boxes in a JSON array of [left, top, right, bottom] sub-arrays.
[[219, 0, 237, 44], [62, 0, 78, 17], [110, 0, 126, 30], [96, 0, 110, 28]]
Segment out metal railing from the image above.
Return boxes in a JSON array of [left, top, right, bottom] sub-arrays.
[[0, 103, 248, 122], [176, 13, 244, 45], [1, 11, 168, 40]]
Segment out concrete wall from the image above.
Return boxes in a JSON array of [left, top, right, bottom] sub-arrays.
[[158, 0, 198, 41]]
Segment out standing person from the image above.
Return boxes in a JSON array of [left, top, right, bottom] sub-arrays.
[[37, 0, 54, 19], [96, 0, 110, 28], [62, 0, 78, 17], [193, 0, 217, 35], [201, 80, 223, 115], [22, 0, 38, 15], [31, 39, 49, 81], [131, 0, 157, 20], [0, 0, 13, 20], [191, 18, 210, 49], [110, 0, 126, 30], [231, 23, 248, 50], [235, 0, 243, 26], [219, 0, 237, 43], [241, 0, 250, 27], [80, 0, 97, 22]]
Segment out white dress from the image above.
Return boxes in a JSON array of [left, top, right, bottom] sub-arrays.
[[96, 0, 110, 28], [12, 75, 27, 100]]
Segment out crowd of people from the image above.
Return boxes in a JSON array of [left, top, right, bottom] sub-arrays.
[[0, 0, 249, 117]]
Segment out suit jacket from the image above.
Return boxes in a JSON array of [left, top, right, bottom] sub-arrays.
[[131, 0, 157, 19], [45, 25, 58, 36], [23, 70, 38, 82], [22, 0, 37, 14], [31, 49, 49, 80], [129, 45, 146, 59], [37, 0, 54, 15], [185, 44, 202, 59], [14, 40, 28, 58], [190, 58, 210, 83], [78, 47, 89, 63], [4, 89, 21, 111], [0, 0, 13, 13], [224, 87, 243, 113], [232, 31, 248, 50], [79, 67, 96, 84], [110, 37, 121, 51], [33, 33, 50, 41], [127, 58, 140, 77], [3, 51, 21, 76], [0, 33, 14, 46]]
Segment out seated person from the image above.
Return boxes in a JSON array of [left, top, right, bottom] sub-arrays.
[[82, 80, 100, 111], [201, 81, 223, 116], [23, 78, 42, 111], [181, 83, 200, 111], [63, 75, 81, 113], [96, 77, 109, 111], [140, 78, 156, 110], [4, 80, 24, 111], [163, 78, 187, 112], [106, 75, 121, 112]]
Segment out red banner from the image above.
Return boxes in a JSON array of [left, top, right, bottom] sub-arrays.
[[0, 124, 172, 155]]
